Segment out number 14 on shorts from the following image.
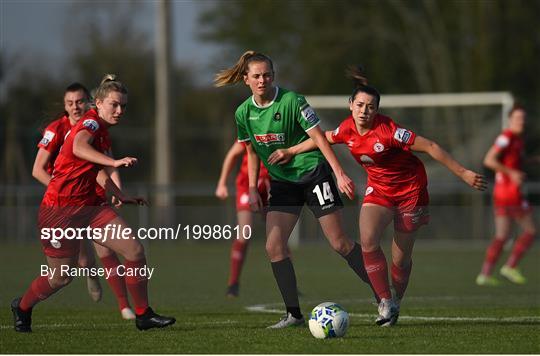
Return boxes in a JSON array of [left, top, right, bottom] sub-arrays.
[[312, 182, 335, 206]]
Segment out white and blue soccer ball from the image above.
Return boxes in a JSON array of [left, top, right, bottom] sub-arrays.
[[308, 302, 349, 339]]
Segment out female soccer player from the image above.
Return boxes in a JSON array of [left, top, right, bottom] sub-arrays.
[[215, 51, 374, 329], [32, 83, 135, 320], [476, 104, 536, 286], [216, 141, 270, 297], [12, 75, 175, 332], [273, 68, 486, 326]]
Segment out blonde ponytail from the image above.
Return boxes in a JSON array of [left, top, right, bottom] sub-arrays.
[[214, 50, 274, 87]]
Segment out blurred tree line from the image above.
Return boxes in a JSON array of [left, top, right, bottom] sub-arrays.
[[1, 0, 539, 189]]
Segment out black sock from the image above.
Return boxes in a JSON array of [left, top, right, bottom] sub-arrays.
[[343, 243, 380, 303], [271, 258, 302, 319]]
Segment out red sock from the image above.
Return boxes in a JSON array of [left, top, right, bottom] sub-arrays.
[[228, 240, 249, 286], [362, 249, 391, 300], [506, 232, 535, 268], [391, 261, 412, 300], [481, 238, 506, 275], [124, 259, 149, 315], [19, 276, 58, 311], [100, 254, 130, 310]]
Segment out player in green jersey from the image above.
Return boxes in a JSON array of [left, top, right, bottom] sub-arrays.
[[215, 50, 377, 328]]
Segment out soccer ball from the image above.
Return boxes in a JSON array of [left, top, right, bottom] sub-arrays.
[[308, 302, 349, 339]]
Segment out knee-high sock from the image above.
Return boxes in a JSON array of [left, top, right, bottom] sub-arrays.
[[271, 258, 301, 318], [100, 254, 130, 310], [506, 232, 535, 268], [391, 261, 412, 300], [343, 243, 380, 302], [362, 248, 391, 300], [481, 238, 506, 275], [228, 240, 249, 286], [124, 258, 149, 315], [19, 276, 60, 311]]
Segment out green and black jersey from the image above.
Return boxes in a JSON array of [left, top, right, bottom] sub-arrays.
[[236, 87, 325, 182]]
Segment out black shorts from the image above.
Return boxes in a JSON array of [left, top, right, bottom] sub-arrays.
[[268, 164, 343, 218]]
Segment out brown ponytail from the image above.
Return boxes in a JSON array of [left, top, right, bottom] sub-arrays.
[[347, 65, 380, 108], [214, 50, 274, 87]]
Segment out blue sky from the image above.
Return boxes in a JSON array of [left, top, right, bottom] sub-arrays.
[[1, 0, 220, 84]]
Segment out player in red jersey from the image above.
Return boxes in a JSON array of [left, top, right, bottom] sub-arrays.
[[476, 104, 537, 286], [272, 68, 486, 326], [32, 83, 136, 320], [12, 74, 175, 332], [216, 141, 270, 297]]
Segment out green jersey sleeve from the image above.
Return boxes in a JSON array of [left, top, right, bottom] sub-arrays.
[[235, 107, 250, 142], [296, 95, 320, 132]]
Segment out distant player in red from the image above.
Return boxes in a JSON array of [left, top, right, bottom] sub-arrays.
[[273, 68, 486, 326], [32, 83, 135, 320], [216, 141, 270, 297], [12, 74, 175, 332], [476, 104, 537, 286]]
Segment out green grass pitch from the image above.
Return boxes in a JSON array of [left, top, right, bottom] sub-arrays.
[[1, 239, 538, 353]]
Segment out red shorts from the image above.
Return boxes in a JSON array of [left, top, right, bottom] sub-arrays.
[[38, 200, 118, 258], [362, 186, 430, 233], [493, 184, 532, 218], [235, 175, 270, 211]]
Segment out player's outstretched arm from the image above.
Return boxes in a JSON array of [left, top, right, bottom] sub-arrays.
[[411, 135, 487, 191], [96, 169, 147, 206], [307, 126, 355, 199], [215, 141, 245, 200], [73, 130, 137, 168], [267, 136, 319, 165]]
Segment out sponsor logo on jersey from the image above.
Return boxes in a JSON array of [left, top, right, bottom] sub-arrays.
[[39, 130, 55, 146], [83, 119, 99, 132], [248, 116, 260, 121], [300, 104, 319, 126], [360, 155, 374, 164], [373, 142, 385, 152], [495, 134, 510, 148], [254, 133, 286, 146], [273, 112, 282, 121], [365, 186, 374, 196], [394, 128, 412, 143]]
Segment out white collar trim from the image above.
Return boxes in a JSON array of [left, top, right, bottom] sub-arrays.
[[252, 87, 279, 108]]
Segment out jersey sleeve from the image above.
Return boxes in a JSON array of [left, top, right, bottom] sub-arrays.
[[235, 108, 250, 143], [37, 123, 63, 153], [295, 95, 320, 132], [80, 118, 101, 136], [330, 120, 349, 144], [388, 119, 416, 151], [492, 133, 510, 153]]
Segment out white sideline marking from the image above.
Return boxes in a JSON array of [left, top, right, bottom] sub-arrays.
[[0, 320, 238, 330], [246, 305, 540, 323]]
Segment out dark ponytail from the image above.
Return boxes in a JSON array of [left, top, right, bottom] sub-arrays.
[[346, 65, 380, 108]]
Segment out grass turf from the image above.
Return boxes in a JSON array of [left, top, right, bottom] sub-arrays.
[[0, 239, 538, 353]]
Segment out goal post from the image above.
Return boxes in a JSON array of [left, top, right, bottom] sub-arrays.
[[306, 91, 514, 128]]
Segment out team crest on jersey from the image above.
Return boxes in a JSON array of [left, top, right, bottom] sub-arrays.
[[39, 130, 55, 146], [365, 186, 374, 196], [83, 119, 99, 132], [495, 135, 510, 148], [360, 155, 374, 164], [394, 128, 412, 143], [373, 142, 385, 152], [254, 133, 286, 146], [333, 127, 340, 137], [50, 239, 62, 249], [300, 105, 319, 126], [273, 112, 282, 121]]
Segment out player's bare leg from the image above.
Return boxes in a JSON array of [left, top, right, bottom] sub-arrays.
[[78, 239, 102, 302], [93, 216, 175, 330], [266, 211, 305, 328]]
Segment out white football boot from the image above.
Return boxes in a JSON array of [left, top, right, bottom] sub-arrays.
[[375, 298, 399, 327], [267, 312, 305, 329]]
